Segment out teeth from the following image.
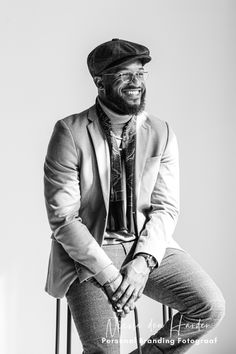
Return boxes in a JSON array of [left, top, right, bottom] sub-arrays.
[[125, 90, 140, 95]]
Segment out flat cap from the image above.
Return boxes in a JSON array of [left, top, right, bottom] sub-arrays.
[[87, 38, 151, 77]]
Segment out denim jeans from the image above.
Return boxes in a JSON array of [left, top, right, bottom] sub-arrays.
[[66, 241, 225, 353]]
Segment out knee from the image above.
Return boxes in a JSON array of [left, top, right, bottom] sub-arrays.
[[208, 294, 225, 327], [195, 288, 225, 328]]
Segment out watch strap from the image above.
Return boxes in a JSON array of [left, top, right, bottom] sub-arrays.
[[135, 253, 157, 271]]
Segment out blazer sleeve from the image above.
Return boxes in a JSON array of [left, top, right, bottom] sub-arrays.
[[44, 119, 118, 280], [133, 122, 180, 266]]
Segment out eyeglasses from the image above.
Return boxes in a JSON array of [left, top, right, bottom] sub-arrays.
[[102, 71, 148, 83]]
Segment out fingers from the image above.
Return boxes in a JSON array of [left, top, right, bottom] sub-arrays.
[[112, 279, 129, 303], [137, 286, 144, 299], [115, 287, 142, 315], [114, 306, 126, 317], [123, 290, 142, 313], [113, 288, 144, 317], [109, 264, 148, 316]]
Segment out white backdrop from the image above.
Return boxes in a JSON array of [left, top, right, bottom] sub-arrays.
[[0, 0, 235, 353]]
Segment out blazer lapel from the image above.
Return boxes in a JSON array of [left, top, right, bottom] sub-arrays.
[[136, 112, 151, 200], [87, 106, 110, 212]]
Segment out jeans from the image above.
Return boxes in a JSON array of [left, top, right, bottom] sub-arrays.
[[66, 241, 225, 353]]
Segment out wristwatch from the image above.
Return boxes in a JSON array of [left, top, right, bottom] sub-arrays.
[[135, 253, 157, 272]]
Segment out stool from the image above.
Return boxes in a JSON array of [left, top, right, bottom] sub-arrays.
[[55, 299, 173, 354], [55, 299, 71, 354]]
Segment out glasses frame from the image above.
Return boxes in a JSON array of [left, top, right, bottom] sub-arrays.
[[102, 71, 148, 83]]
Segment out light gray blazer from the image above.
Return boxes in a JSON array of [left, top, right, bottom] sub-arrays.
[[44, 105, 181, 298]]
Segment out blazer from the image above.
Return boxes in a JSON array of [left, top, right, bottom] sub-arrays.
[[44, 104, 181, 298]]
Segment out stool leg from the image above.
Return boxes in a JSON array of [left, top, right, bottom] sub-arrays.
[[162, 305, 173, 325], [134, 307, 142, 354], [55, 299, 60, 354], [168, 307, 173, 320], [67, 305, 72, 354], [162, 304, 167, 325]]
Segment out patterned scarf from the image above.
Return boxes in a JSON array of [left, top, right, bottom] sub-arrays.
[[96, 99, 137, 234]]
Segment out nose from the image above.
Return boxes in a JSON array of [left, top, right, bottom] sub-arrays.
[[130, 73, 139, 84]]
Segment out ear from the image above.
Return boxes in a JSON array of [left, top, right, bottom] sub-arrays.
[[93, 76, 104, 90]]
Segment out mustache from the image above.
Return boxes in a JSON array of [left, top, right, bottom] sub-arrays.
[[122, 85, 145, 92]]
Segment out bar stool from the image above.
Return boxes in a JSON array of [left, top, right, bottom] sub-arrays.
[[55, 299, 173, 354], [55, 299, 71, 354]]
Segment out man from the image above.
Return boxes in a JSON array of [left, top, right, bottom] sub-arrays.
[[44, 38, 225, 353]]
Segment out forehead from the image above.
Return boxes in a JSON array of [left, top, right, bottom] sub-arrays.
[[112, 60, 144, 73]]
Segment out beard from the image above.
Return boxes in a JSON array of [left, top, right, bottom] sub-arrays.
[[103, 85, 146, 115]]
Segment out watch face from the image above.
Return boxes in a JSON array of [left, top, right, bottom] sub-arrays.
[[146, 255, 157, 269], [137, 254, 157, 270]]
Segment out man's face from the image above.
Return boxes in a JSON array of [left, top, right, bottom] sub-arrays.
[[98, 60, 147, 115]]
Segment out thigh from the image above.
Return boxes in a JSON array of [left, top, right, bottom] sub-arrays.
[[67, 276, 120, 354], [66, 242, 134, 354], [143, 248, 224, 314]]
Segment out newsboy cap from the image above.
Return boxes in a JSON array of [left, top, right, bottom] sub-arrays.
[[87, 38, 151, 77]]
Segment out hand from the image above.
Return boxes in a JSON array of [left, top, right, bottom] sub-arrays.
[[111, 256, 150, 315], [103, 273, 125, 316]]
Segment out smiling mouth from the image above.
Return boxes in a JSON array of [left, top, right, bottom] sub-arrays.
[[122, 88, 142, 98]]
